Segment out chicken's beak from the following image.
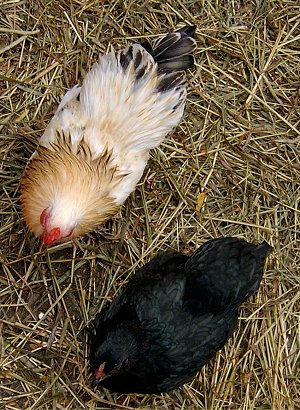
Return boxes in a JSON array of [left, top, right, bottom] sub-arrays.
[[91, 378, 101, 388], [91, 372, 110, 388]]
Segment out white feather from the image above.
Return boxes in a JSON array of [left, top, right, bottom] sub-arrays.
[[39, 44, 187, 205]]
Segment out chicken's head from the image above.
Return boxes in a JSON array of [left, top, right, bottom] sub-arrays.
[[91, 341, 127, 386], [90, 327, 141, 388], [20, 134, 123, 246], [40, 207, 73, 245]]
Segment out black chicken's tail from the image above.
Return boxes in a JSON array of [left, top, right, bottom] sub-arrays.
[[183, 237, 272, 314], [141, 25, 197, 71]]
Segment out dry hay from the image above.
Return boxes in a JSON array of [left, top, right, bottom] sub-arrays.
[[0, 1, 299, 409]]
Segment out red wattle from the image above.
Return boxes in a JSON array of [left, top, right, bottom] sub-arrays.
[[42, 227, 61, 245]]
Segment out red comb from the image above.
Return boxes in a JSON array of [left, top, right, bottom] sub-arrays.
[[95, 362, 106, 380], [40, 208, 49, 227]]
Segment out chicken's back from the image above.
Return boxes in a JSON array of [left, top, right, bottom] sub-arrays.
[[38, 26, 196, 206], [183, 237, 272, 315], [83, 26, 196, 150], [41, 27, 196, 151]]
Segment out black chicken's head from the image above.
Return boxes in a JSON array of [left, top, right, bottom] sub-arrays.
[[90, 326, 142, 387]]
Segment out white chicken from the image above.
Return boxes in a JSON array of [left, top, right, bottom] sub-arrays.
[[21, 26, 196, 245]]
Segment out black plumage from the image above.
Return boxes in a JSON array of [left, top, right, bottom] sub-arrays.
[[89, 237, 271, 394], [118, 25, 196, 99], [141, 25, 196, 71]]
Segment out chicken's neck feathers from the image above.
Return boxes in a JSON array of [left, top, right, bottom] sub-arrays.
[[21, 134, 124, 238]]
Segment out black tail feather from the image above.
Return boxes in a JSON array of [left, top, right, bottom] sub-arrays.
[[183, 238, 272, 314], [141, 25, 197, 71]]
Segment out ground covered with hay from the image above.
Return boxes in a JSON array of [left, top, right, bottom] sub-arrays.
[[0, 1, 299, 409]]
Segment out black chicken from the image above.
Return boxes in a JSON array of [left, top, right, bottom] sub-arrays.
[[89, 237, 271, 394]]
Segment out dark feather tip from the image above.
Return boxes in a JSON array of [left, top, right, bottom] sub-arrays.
[[176, 25, 197, 38]]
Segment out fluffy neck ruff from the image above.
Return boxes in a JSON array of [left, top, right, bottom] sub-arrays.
[[21, 132, 124, 240]]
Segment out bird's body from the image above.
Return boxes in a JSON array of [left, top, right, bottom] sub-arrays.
[[21, 26, 196, 245], [89, 237, 271, 394]]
